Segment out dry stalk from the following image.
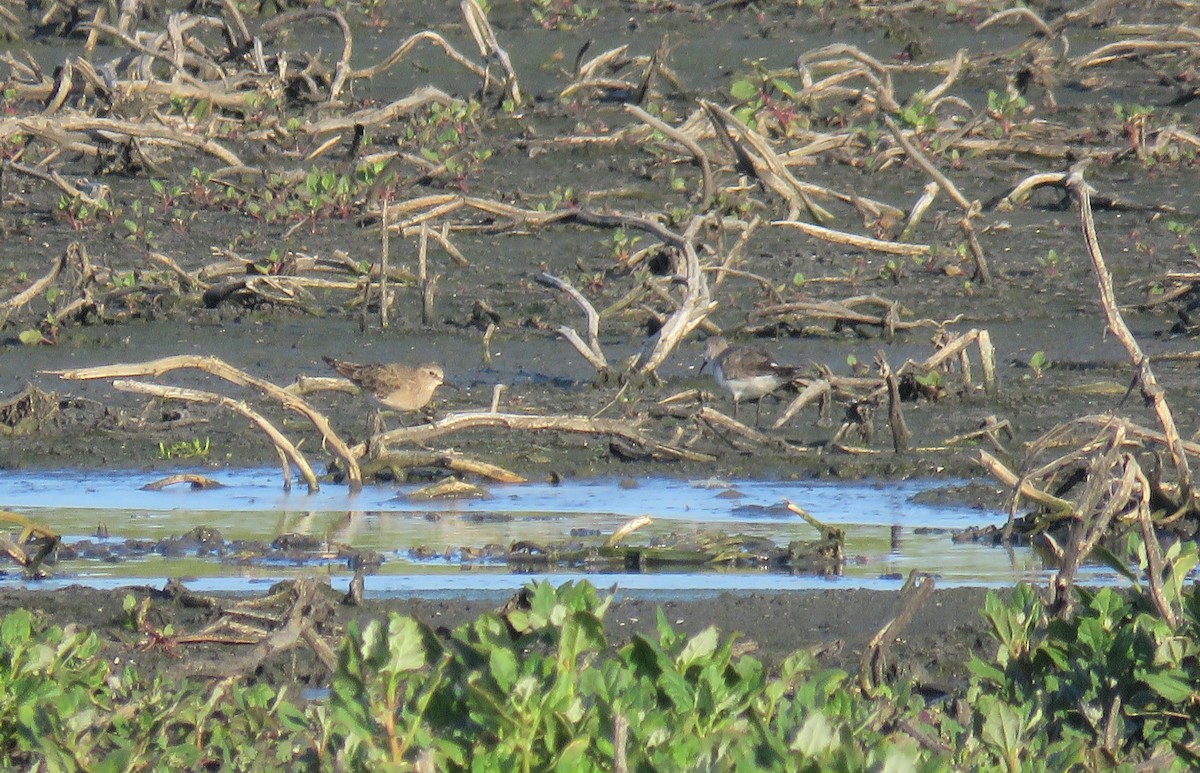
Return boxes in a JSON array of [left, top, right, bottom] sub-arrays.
[[630, 216, 716, 378], [1068, 164, 1194, 513], [5, 114, 245, 167], [461, 0, 522, 105], [113, 379, 318, 493], [883, 116, 991, 285], [1048, 430, 1139, 617], [304, 86, 461, 135], [772, 379, 832, 431], [796, 44, 902, 113], [361, 450, 526, 483], [368, 409, 714, 463], [771, 219, 931, 257], [49, 355, 362, 491], [699, 406, 808, 457], [624, 103, 714, 207], [877, 352, 911, 453], [535, 272, 609, 374], [700, 99, 833, 223]]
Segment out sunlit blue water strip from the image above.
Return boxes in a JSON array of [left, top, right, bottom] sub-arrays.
[[0, 468, 1118, 593], [0, 468, 995, 528]]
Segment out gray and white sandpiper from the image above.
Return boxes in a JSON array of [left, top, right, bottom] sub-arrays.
[[701, 336, 799, 425]]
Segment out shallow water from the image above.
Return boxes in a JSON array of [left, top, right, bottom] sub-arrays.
[[0, 469, 1121, 594]]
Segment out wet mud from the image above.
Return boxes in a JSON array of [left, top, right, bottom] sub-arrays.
[[0, 0, 1196, 685], [0, 581, 997, 697]]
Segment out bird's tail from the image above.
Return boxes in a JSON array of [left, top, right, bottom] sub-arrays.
[[322, 356, 357, 378]]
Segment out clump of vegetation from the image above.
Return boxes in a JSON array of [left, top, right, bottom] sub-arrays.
[[4, 563, 1200, 770]]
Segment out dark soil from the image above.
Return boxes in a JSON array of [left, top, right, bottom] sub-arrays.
[[0, 0, 1196, 690], [0, 582, 998, 696]]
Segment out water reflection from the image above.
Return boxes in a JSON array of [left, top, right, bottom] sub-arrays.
[[0, 469, 1120, 593]]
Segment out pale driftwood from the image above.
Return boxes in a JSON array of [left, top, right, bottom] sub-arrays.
[[749, 296, 937, 335], [367, 409, 715, 463], [976, 449, 1073, 513], [606, 515, 653, 548], [4, 114, 244, 167], [883, 116, 991, 285], [944, 416, 1012, 453], [796, 44, 902, 113], [901, 182, 940, 241], [113, 379, 319, 493], [348, 31, 486, 87], [1068, 165, 1194, 511], [141, 473, 224, 491], [304, 87, 460, 135], [397, 224, 470, 267], [4, 160, 110, 206], [700, 99, 833, 223], [361, 450, 526, 484], [699, 407, 809, 456], [0, 245, 72, 322], [923, 48, 968, 104], [461, 0, 522, 105], [772, 219, 931, 257], [976, 7, 1054, 37], [773, 379, 831, 430], [624, 103, 714, 207], [989, 171, 1067, 211], [49, 355, 362, 492], [630, 217, 716, 378], [535, 272, 609, 373], [1073, 39, 1198, 70], [911, 328, 997, 395]]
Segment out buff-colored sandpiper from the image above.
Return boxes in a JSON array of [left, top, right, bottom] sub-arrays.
[[322, 356, 451, 413]]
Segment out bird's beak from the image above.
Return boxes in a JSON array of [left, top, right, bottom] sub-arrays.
[[441, 380, 462, 391], [699, 358, 710, 374]]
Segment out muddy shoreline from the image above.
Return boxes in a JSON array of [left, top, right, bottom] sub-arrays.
[[0, 0, 1196, 691], [0, 582, 998, 695]]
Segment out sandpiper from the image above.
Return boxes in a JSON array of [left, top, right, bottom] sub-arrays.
[[701, 336, 799, 425], [322, 356, 450, 414]]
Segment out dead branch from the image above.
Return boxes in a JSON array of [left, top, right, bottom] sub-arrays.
[[625, 103, 714, 207], [701, 99, 833, 223], [883, 116, 991, 285], [535, 272, 609, 374], [461, 0, 522, 105], [630, 216, 716, 378], [1068, 164, 1194, 512], [368, 409, 714, 463], [49, 355, 362, 492], [361, 450, 526, 483], [115, 379, 318, 492], [772, 218, 931, 257]]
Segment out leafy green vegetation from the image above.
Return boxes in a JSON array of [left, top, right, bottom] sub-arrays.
[[3, 565, 1200, 771]]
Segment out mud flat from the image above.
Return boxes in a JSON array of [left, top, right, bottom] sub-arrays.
[[0, 0, 1196, 690]]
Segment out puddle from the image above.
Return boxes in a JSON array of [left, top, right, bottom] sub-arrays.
[[0, 469, 1119, 593]]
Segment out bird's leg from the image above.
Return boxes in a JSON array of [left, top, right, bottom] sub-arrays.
[[369, 409, 388, 436], [754, 398, 763, 427]]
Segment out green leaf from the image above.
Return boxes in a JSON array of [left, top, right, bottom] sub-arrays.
[[790, 712, 837, 757], [18, 329, 46, 346], [384, 614, 426, 674], [771, 78, 796, 98], [490, 647, 518, 692], [1, 609, 31, 648], [1140, 670, 1194, 702], [678, 626, 719, 670], [730, 79, 758, 101]]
